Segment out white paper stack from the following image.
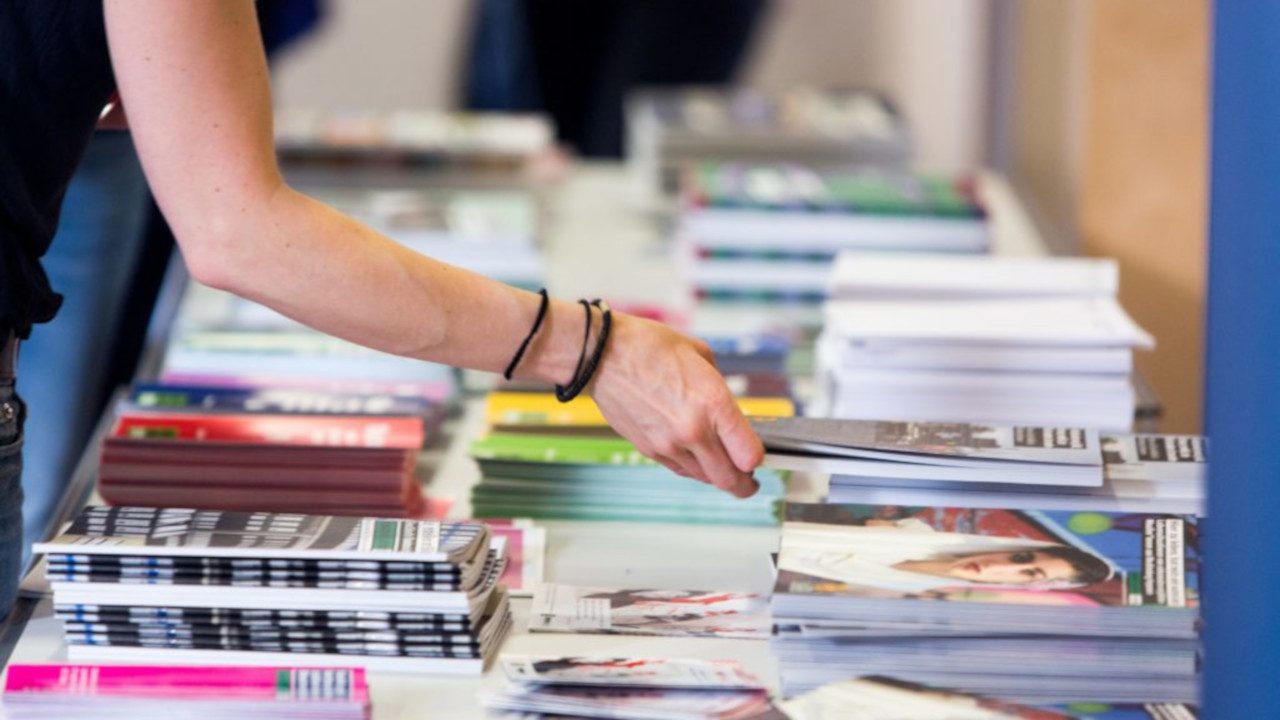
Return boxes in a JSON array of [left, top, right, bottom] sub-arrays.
[[818, 254, 1154, 431]]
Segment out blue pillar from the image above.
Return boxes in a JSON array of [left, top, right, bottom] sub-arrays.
[[1203, 2, 1280, 717]]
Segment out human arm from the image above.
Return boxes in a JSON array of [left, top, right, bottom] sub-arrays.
[[101, 0, 762, 495]]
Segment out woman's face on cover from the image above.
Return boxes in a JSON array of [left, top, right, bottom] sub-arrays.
[[941, 550, 1075, 585]]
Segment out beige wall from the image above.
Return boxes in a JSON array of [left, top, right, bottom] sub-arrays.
[[1078, 0, 1210, 433], [270, 0, 471, 112], [744, 0, 991, 173]]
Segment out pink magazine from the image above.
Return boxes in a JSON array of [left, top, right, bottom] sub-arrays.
[[478, 519, 545, 596], [4, 665, 369, 704]]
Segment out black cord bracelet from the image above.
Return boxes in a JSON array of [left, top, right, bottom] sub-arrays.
[[568, 299, 593, 386], [502, 288, 549, 381], [555, 299, 612, 402]]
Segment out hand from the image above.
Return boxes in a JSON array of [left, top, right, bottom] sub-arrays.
[[588, 314, 765, 497]]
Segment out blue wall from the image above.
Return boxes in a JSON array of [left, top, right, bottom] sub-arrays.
[[1203, 1, 1280, 717]]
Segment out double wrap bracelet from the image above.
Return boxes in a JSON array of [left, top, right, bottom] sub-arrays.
[[503, 289, 612, 403]]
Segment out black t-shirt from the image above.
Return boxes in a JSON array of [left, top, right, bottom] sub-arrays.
[[0, 1, 116, 337]]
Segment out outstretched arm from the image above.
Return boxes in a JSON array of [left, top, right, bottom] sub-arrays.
[[102, 0, 763, 496]]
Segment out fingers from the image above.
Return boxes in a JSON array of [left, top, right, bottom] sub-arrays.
[[687, 437, 758, 498], [710, 399, 766, 474]]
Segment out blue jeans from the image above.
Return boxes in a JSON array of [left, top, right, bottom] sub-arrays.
[[16, 132, 149, 563], [0, 379, 23, 620]]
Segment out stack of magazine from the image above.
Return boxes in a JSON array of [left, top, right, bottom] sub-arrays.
[[99, 406, 430, 517], [482, 656, 782, 719], [469, 392, 792, 525], [778, 676, 1198, 720], [816, 253, 1153, 431], [677, 164, 989, 305], [626, 86, 910, 205], [35, 507, 513, 674], [770, 502, 1200, 704], [1, 664, 371, 719], [274, 108, 553, 172], [755, 417, 1205, 515]]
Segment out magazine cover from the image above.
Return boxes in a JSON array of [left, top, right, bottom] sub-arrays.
[[1102, 435, 1208, 483], [754, 418, 1100, 466], [36, 507, 486, 564], [1053, 702, 1198, 719], [529, 584, 771, 640], [3, 664, 369, 703], [777, 503, 1199, 609], [501, 656, 764, 689], [481, 520, 545, 597]]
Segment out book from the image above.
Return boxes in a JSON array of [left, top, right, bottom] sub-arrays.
[[127, 383, 438, 419], [529, 584, 771, 640], [484, 392, 794, 430], [1, 664, 370, 719], [828, 253, 1121, 300]]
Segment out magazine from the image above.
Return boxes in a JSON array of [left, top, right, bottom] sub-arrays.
[[529, 584, 771, 640], [501, 656, 765, 689], [35, 507, 487, 564], [1102, 435, 1207, 483], [776, 503, 1198, 611], [128, 383, 435, 418], [481, 684, 780, 720], [778, 676, 1073, 720]]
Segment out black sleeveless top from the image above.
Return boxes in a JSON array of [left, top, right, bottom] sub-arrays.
[[0, 1, 115, 337]]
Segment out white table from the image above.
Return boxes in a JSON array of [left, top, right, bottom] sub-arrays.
[[0, 162, 1049, 718]]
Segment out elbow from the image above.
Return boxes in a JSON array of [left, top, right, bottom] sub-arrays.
[[180, 230, 245, 293]]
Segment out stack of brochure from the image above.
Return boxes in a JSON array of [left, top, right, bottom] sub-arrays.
[[36, 507, 513, 674], [1, 664, 371, 719], [817, 253, 1153, 431], [677, 164, 989, 305], [825, 432, 1207, 516], [778, 676, 1197, 720], [482, 656, 779, 720], [469, 393, 792, 525], [626, 86, 910, 205], [274, 108, 553, 171], [99, 408, 429, 517], [304, 187, 545, 290], [756, 417, 1107, 490], [770, 502, 1200, 704]]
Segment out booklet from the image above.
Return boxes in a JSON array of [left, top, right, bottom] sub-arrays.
[[501, 656, 765, 689], [529, 584, 771, 640], [35, 507, 487, 564], [754, 417, 1102, 467]]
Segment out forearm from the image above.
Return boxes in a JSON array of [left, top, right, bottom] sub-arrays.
[[207, 185, 585, 384]]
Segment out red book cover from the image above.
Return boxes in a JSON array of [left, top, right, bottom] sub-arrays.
[[111, 412, 425, 449]]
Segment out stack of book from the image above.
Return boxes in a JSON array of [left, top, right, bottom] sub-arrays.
[[160, 328, 457, 406], [2, 664, 371, 719], [304, 186, 545, 290], [99, 406, 429, 517], [817, 253, 1153, 431], [770, 502, 1200, 704], [274, 108, 553, 171], [482, 656, 780, 719], [626, 86, 910, 205], [677, 164, 989, 306], [37, 507, 512, 674], [469, 393, 792, 525]]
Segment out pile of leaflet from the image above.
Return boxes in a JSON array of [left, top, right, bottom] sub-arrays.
[[756, 417, 1206, 515], [304, 186, 545, 290], [99, 386, 437, 517], [1, 664, 372, 719], [677, 164, 989, 306], [37, 507, 512, 675], [469, 392, 793, 525], [626, 86, 910, 206], [482, 656, 781, 719], [770, 502, 1201, 704], [817, 253, 1153, 431]]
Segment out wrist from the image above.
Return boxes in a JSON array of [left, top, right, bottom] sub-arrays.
[[518, 297, 592, 385]]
